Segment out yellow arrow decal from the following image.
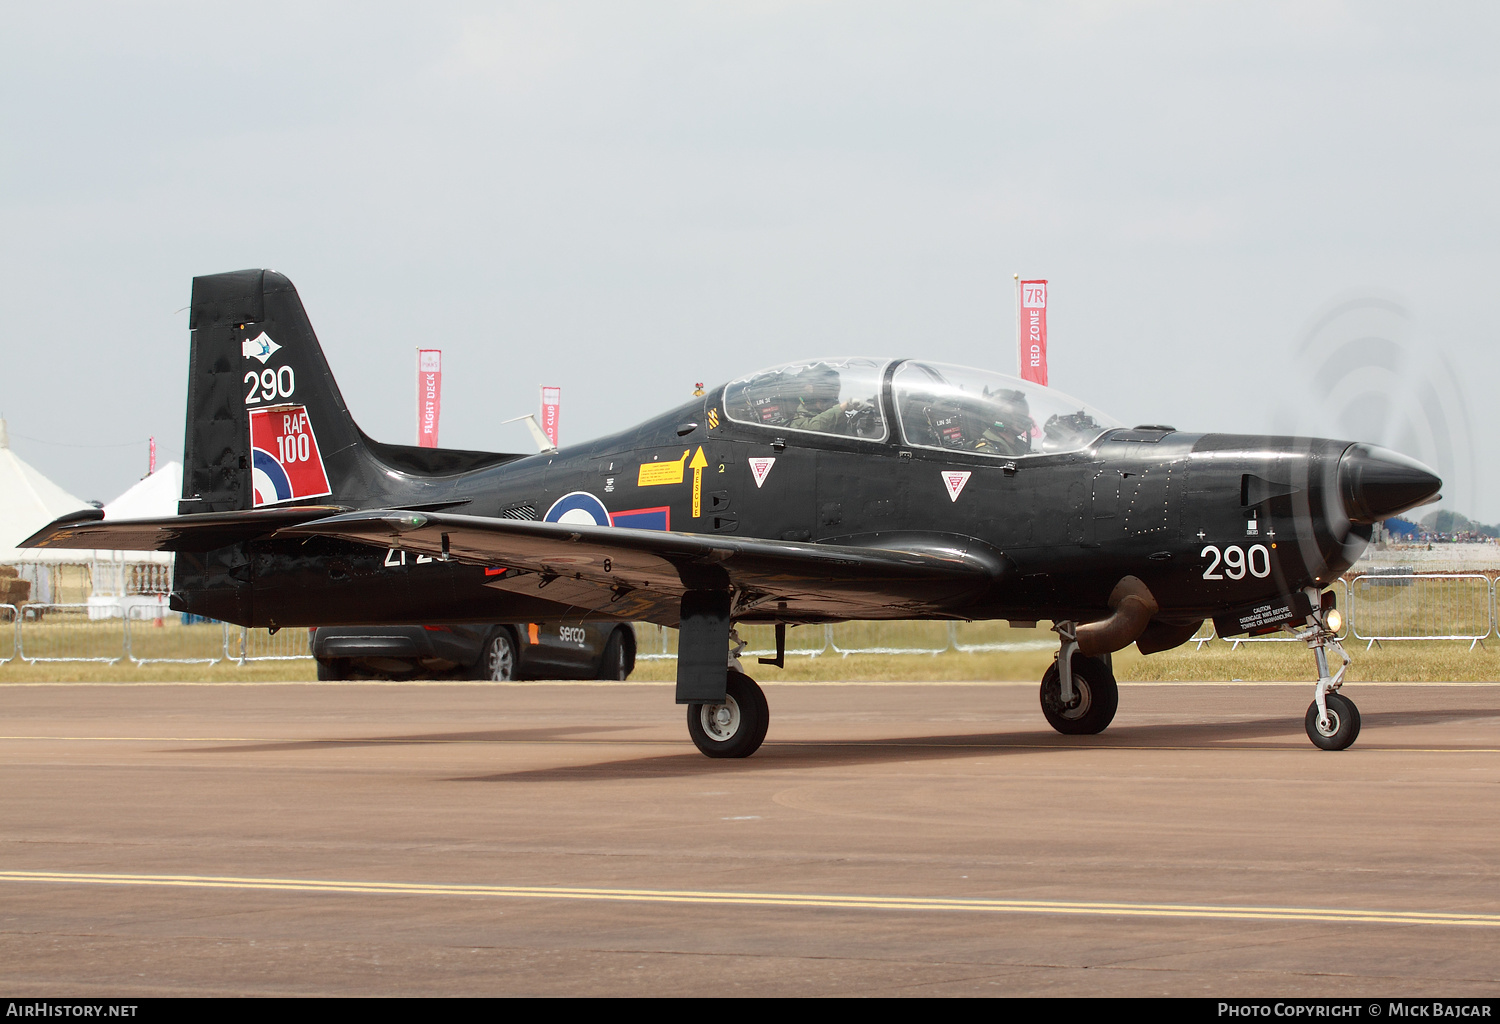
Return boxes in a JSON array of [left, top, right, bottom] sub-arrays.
[[690, 446, 708, 518]]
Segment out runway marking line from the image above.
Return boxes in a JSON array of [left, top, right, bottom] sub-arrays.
[[2, 870, 1497, 929], [3, 736, 1500, 754], [5, 681, 1497, 689]]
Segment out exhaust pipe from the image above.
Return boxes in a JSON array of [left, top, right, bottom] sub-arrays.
[[1076, 576, 1160, 657]]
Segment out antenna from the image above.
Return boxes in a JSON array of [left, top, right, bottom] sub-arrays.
[[501, 414, 558, 454]]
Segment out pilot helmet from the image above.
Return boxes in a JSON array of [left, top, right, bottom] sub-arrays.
[[799, 364, 842, 406], [989, 387, 1031, 432]]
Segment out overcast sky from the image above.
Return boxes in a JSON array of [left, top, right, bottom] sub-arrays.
[[3, 2, 1497, 518]]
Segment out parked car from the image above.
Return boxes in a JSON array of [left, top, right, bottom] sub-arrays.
[[311, 622, 635, 681]]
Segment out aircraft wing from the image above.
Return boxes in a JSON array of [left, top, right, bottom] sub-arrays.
[[20, 505, 351, 553], [275, 509, 1003, 623]]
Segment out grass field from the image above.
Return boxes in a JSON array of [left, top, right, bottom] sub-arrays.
[[3, 617, 1495, 684]]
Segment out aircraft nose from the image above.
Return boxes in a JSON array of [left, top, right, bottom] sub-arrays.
[[1338, 443, 1442, 523]]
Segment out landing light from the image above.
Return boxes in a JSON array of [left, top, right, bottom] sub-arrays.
[[1326, 609, 1343, 633]]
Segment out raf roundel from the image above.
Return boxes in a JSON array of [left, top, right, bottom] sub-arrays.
[[251, 449, 293, 506], [544, 491, 612, 527]]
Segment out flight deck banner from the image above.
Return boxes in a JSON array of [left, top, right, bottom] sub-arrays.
[[417, 349, 442, 448], [541, 386, 561, 449], [1018, 279, 1048, 386]]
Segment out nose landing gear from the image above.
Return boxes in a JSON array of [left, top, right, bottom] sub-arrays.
[[1297, 589, 1358, 750]]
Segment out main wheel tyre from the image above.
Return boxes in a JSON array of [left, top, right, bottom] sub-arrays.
[[1305, 692, 1361, 750], [1040, 655, 1119, 735], [597, 629, 629, 680], [315, 658, 346, 681], [687, 672, 769, 759], [476, 630, 517, 681]]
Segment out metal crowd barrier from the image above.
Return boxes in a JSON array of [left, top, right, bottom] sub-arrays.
[[0, 606, 317, 666], [16, 604, 127, 663], [829, 620, 951, 656], [1191, 619, 1216, 650], [637, 622, 832, 661], [126, 619, 230, 665], [4, 575, 1499, 667], [230, 627, 315, 664], [1348, 573, 1491, 650], [638, 620, 1081, 661], [0, 604, 16, 664], [949, 620, 1058, 654]]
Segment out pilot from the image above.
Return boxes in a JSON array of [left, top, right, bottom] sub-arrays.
[[788, 364, 856, 433], [969, 389, 1033, 456]]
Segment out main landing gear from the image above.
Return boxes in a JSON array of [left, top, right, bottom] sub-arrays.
[[687, 670, 770, 758], [1040, 620, 1119, 735], [685, 628, 769, 759], [1298, 589, 1358, 751]]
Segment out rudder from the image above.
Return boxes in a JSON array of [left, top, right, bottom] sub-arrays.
[[182, 269, 365, 514]]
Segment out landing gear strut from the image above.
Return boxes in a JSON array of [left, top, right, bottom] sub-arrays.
[[1298, 589, 1358, 750], [1040, 620, 1119, 735]]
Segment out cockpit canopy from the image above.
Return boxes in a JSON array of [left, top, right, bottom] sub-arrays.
[[722, 358, 1121, 457]]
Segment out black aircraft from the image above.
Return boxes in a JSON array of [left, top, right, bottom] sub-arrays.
[[24, 270, 1443, 755]]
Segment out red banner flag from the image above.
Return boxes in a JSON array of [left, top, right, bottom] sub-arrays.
[[541, 386, 561, 448], [417, 349, 442, 448], [1017, 279, 1048, 386]]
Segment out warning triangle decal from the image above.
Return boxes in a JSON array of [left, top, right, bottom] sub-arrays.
[[748, 457, 776, 488], [942, 470, 971, 502]]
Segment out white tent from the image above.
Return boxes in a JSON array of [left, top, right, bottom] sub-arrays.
[[86, 462, 181, 618], [0, 420, 180, 614], [101, 461, 181, 556], [0, 418, 92, 564]]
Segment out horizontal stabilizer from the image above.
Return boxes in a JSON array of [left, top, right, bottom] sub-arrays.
[[22, 505, 350, 553]]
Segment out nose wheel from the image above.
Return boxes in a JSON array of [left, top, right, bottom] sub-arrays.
[[1305, 691, 1361, 750]]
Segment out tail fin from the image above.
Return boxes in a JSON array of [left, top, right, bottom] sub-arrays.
[[182, 269, 520, 514]]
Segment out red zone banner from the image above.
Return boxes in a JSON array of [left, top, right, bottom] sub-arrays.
[[249, 405, 332, 507], [1018, 279, 1048, 387]]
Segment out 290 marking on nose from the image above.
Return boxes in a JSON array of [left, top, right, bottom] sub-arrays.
[[1202, 543, 1272, 580]]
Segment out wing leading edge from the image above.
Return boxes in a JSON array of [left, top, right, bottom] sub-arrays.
[[274, 509, 1005, 624]]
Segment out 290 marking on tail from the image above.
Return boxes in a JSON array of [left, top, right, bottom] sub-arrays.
[[244, 366, 296, 405]]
